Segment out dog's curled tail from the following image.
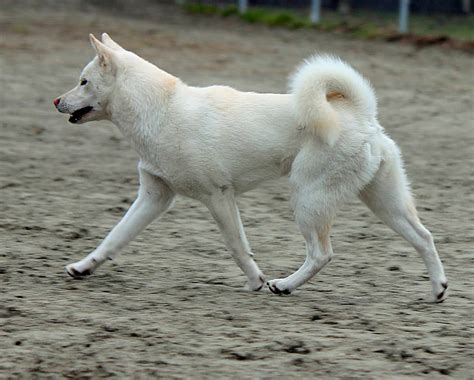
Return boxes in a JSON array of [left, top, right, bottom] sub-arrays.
[[290, 55, 377, 146]]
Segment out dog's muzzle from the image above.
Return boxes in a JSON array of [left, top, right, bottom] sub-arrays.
[[53, 97, 94, 123]]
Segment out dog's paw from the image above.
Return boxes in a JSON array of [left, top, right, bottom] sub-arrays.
[[267, 279, 292, 295], [246, 273, 266, 291], [65, 263, 93, 279], [433, 281, 448, 303]]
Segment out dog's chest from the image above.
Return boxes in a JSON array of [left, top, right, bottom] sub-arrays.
[[131, 134, 222, 196]]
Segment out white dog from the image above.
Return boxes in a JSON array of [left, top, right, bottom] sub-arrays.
[[54, 33, 448, 302]]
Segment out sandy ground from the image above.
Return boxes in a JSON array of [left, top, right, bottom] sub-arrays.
[[1, 1, 473, 378]]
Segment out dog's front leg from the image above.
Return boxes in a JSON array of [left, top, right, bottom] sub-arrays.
[[65, 166, 175, 278], [204, 188, 265, 291]]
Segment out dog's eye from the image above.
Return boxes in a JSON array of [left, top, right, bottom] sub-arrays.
[[80, 79, 88, 86]]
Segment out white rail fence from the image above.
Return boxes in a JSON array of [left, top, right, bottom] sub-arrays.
[[179, 0, 416, 33]]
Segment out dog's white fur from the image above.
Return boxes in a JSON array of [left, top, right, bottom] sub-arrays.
[[55, 33, 448, 302]]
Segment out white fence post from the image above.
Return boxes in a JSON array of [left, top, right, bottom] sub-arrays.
[[462, 0, 471, 13], [398, 0, 410, 33], [238, 0, 248, 13], [310, 0, 321, 24]]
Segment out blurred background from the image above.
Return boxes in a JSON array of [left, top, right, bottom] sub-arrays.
[[4, 0, 472, 44], [1, 0, 473, 378]]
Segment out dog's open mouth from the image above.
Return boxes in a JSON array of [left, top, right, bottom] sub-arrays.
[[69, 106, 94, 123]]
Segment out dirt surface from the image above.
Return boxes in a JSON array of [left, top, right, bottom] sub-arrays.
[[1, 2, 473, 378]]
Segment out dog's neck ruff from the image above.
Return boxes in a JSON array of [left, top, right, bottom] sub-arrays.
[[109, 64, 179, 152]]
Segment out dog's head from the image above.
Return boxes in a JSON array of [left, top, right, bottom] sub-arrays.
[[54, 33, 124, 124]]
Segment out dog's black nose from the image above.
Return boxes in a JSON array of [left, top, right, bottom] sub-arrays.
[[53, 98, 60, 107]]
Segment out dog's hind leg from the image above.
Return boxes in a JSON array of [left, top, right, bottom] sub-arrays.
[[267, 220, 333, 295], [204, 188, 265, 291], [266, 146, 348, 295], [65, 165, 175, 278], [359, 152, 448, 302]]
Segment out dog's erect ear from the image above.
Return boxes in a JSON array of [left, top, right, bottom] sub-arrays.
[[89, 33, 116, 73], [101, 33, 125, 51]]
